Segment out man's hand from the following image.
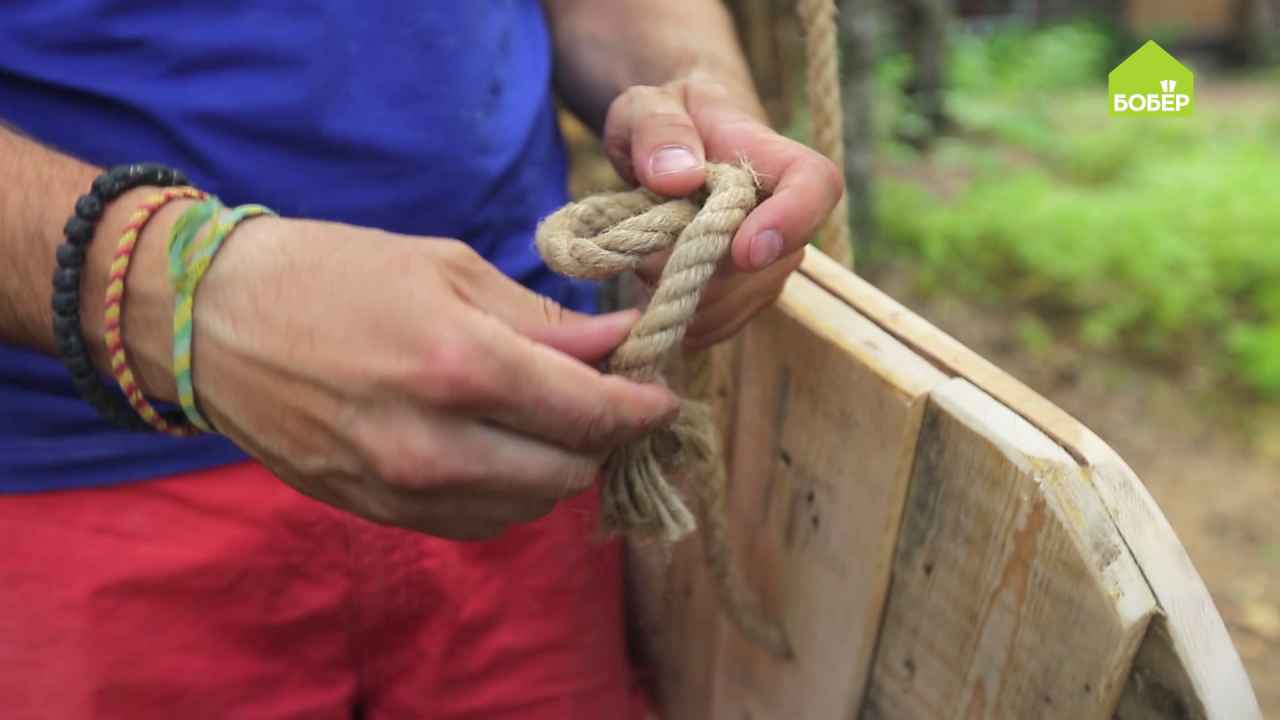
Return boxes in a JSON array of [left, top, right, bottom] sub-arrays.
[[113, 214, 679, 540], [601, 74, 844, 347]]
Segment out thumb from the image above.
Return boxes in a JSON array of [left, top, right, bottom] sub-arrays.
[[518, 304, 639, 364], [454, 251, 638, 362], [486, 286, 638, 364]]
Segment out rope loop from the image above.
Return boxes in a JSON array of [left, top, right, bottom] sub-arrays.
[[538, 163, 759, 384]]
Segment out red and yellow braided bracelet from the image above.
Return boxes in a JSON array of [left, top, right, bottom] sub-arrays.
[[103, 186, 207, 437]]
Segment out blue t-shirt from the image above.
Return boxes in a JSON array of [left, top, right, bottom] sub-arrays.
[[0, 1, 594, 492]]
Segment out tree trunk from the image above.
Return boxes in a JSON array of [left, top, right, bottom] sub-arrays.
[[1237, 0, 1280, 65], [900, 0, 951, 141], [838, 0, 878, 255]]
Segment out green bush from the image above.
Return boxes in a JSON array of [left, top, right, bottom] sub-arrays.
[[875, 24, 1280, 397]]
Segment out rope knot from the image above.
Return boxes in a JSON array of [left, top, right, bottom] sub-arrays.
[[538, 161, 791, 657], [537, 162, 759, 540]]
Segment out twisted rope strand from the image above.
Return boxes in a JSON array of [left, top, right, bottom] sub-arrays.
[[798, 0, 854, 266]]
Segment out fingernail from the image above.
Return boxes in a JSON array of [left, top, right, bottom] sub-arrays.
[[650, 146, 700, 177], [749, 230, 784, 269]]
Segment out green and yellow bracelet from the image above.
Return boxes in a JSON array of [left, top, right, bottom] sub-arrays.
[[167, 198, 276, 432]]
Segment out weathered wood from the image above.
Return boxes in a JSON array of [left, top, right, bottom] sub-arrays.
[[629, 249, 1255, 718], [708, 273, 948, 718], [633, 272, 948, 718], [862, 378, 1154, 719], [799, 249, 1262, 719]]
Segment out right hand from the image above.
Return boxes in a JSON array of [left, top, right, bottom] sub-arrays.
[[109, 209, 679, 540]]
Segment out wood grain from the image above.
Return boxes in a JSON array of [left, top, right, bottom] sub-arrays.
[[633, 272, 948, 718], [708, 273, 948, 718], [800, 248, 1261, 719], [862, 379, 1154, 719], [630, 249, 1256, 719]]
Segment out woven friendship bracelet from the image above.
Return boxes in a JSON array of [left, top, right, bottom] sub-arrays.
[[53, 163, 191, 432], [167, 197, 222, 273], [103, 187, 207, 437], [165, 197, 223, 432], [168, 201, 276, 431]]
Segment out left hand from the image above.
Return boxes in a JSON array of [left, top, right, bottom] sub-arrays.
[[601, 72, 844, 347]]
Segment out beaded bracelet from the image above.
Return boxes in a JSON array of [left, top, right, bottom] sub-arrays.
[[53, 163, 190, 432], [168, 200, 276, 432], [104, 187, 207, 437]]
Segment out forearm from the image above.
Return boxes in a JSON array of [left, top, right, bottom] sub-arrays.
[[0, 127, 182, 396], [0, 127, 98, 353], [542, 0, 765, 131]]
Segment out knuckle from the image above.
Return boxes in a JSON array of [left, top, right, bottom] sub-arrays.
[[814, 155, 845, 197], [539, 296, 567, 327], [435, 241, 486, 283], [361, 424, 457, 492], [414, 337, 497, 408], [370, 450, 417, 490], [625, 84, 663, 103], [571, 395, 620, 451], [370, 441, 435, 491], [439, 239, 482, 267], [640, 111, 697, 138], [679, 72, 728, 99]]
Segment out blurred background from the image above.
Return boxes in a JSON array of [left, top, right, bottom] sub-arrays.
[[563, 0, 1280, 710]]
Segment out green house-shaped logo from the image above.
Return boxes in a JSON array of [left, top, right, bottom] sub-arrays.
[[1109, 41, 1194, 116]]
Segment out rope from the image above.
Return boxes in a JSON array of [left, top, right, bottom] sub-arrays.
[[536, 162, 791, 657], [797, 0, 854, 267], [536, 0, 856, 659]]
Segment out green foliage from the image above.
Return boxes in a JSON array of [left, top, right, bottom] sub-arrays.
[[875, 23, 1280, 398], [948, 22, 1116, 95]]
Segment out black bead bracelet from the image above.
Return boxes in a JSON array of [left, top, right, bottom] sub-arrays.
[[52, 163, 190, 432]]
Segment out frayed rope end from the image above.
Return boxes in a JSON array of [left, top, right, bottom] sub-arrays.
[[598, 401, 719, 543]]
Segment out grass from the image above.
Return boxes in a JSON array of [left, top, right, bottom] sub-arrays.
[[871, 23, 1280, 397]]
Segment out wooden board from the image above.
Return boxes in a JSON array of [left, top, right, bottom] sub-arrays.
[[709, 274, 949, 718], [799, 249, 1262, 719], [862, 379, 1153, 718], [632, 272, 949, 718], [632, 248, 1257, 718]]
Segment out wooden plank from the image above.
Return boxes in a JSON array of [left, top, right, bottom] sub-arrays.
[[634, 272, 949, 718], [709, 273, 950, 718], [863, 378, 1154, 719], [800, 249, 1262, 719]]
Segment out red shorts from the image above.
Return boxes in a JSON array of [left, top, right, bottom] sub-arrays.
[[0, 462, 651, 719]]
